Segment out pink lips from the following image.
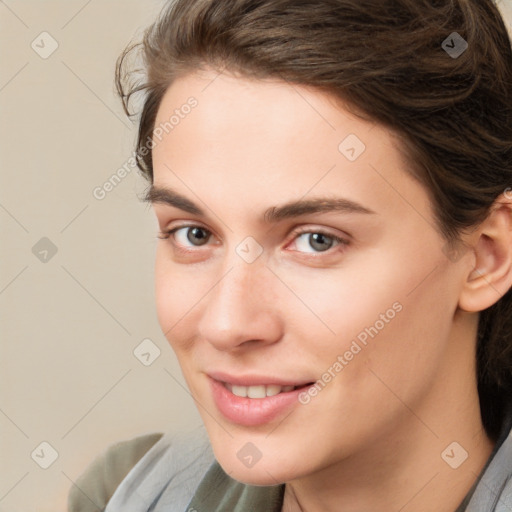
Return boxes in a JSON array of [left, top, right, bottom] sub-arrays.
[[208, 373, 314, 427]]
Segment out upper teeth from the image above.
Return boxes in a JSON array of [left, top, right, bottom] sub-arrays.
[[225, 383, 296, 398]]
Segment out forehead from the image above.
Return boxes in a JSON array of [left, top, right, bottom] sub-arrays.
[[154, 68, 398, 147], [151, 69, 431, 226], [154, 70, 403, 167]]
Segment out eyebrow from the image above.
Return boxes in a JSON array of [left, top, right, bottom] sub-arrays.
[[144, 185, 376, 223]]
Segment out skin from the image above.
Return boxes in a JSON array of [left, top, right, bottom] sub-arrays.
[[149, 68, 512, 512]]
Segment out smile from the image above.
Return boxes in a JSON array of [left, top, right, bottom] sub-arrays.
[[210, 377, 315, 426]]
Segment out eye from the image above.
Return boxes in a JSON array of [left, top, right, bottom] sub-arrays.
[[292, 230, 346, 254], [159, 225, 212, 247], [158, 224, 348, 255]]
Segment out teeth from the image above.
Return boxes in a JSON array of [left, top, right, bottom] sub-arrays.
[[265, 385, 282, 397], [247, 385, 266, 398], [231, 385, 248, 398], [226, 383, 297, 398]]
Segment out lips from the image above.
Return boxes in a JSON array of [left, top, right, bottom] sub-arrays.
[[208, 373, 315, 426]]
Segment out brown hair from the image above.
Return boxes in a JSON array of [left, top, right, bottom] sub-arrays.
[[115, 0, 512, 440]]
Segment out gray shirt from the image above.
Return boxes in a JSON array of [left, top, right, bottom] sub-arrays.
[[69, 408, 512, 511]]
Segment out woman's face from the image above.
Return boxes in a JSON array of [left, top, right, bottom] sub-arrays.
[[150, 69, 472, 484]]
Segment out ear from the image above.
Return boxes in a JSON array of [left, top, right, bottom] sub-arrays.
[[458, 193, 512, 312]]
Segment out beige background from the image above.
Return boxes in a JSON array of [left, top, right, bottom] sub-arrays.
[[0, 1, 511, 511]]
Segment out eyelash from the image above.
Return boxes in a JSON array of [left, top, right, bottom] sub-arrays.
[[157, 224, 349, 256]]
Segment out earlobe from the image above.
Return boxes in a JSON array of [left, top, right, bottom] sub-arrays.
[[458, 199, 512, 313]]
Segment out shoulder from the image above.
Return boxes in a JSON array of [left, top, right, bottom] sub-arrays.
[[68, 432, 164, 512], [68, 425, 215, 512], [466, 426, 512, 511]]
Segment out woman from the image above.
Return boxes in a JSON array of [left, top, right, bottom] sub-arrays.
[[69, 0, 512, 510]]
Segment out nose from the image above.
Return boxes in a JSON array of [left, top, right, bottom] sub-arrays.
[[197, 255, 284, 352]]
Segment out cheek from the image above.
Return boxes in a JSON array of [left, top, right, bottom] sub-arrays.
[[348, 267, 456, 408], [278, 258, 406, 354], [154, 248, 204, 348], [287, 249, 453, 380]]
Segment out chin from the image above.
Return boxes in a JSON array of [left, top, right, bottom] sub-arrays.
[[211, 443, 306, 487], [219, 460, 288, 486]]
